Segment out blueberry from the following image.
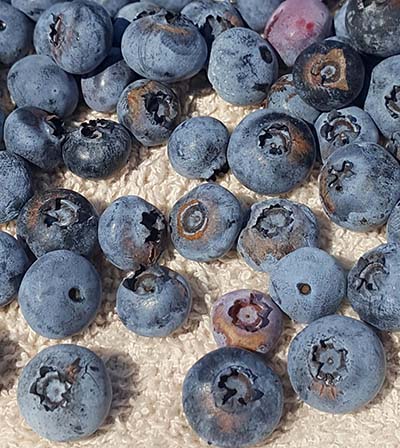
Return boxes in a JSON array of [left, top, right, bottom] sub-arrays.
[[315, 107, 380, 163], [0, 152, 33, 223], [387, 201, 400, 243], [17, 188, 99, 258], [34, 0, 113, 75], [19, 250, 102, 338], [364, 55, 400, 139], [208, 27, 278, 106], [293, 39, 365, 112], [348, 242, 400, 332], [346, 0, 400, 58], [81, 48, 137, 113], [211, 289, 283, 354], [319, 142, 400, 232], [98, 195, 168, 271], [92, 0, 133, 17], [4, 106, 64, 170], [228, 110, 316, 195], [167, 116, 229, 180], [62, 119, 133, 179], [333, 0, 350, 44], [182, 347, 283, 448], [7, 55, 79, 117], [18, 344, 112, 441], [11, 0, 66, 21], [116, 265, 192, 337], [288, 315, 386, 414], [232, 0, 282, 33], [121, 10, 207, 83], [238, 199, 319, 273], [0, 108, 5, 148], [0, 1, 33, 65], [117, 79, 181, 147], [169, 183, 243, 262], [265, 74, 320, 125], [151, 0, 191, 11], [181, 0, 243, 48], [0, 231, 29, 307], [386, 131, 400, 161]]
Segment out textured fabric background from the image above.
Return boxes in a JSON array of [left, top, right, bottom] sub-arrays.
[[0, 66, 400, 448]]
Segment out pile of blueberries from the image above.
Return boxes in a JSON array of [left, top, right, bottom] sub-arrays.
[[1, 0, 400, 445]]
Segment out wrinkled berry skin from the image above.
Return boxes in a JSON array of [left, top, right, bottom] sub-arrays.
[[34, 0, 113, 75], [319, 142, 400, 232], [11, 0, 66, 21], [17, 188, 99, 258], [19, 250, 102, 339], [269, 247, 346, 324], [293, 40, 365, 112], [182, 347, 283, 448], [0, 231, 29, 307], [364, 56, 400, 139], [7, 55, 79, 117], [4, 107, 64, 170], [228, 110, 316, 195], [18, 344, 112, 442], [169, 183, 243, 262], [62, 119, 133, 179], [346, 0, 400, 58], [238, 199, 319, 273], [232, 0, 282, 33], [387, 201, 400, 243], [116, 265, 192, 337], [151, 0, 191, 11], [121, 11, 207, 83], [181, 0, 243, 48], [98, 195, 168, 271], [117, 79, 181, 147], [264, 0, 332, 67], [265, 74, 320, 125], [167, 116, 229, 180], [0, 109, 4, 148], [348, 243, 400, 332], [81, 48, 137, 113], [208, 27, 278, 106], [0, 152, 33, 223], [288, 315, 386, 414], [315, 107, 379, 163], [0, 1, 33, 65], [92, 0, 132, 16], [211, 290, 283, 354]]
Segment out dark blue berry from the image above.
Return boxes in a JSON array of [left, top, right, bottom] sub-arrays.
[[232, 0, 282, 33]]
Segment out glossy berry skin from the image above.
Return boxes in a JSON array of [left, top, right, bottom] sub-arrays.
[[18, 344, 112, 442], [265, 74, 320, 125], [208, 27, 278, 106], [62, 119, 133, 179], [167, 116, 229, 180], [98, 195, 168, 271], [0, 231, 29, 307], [238, 199, 319, 273], [293, 40, 365, 112], [346, 0, 400, 58], [169, 183, 243, 262], [7, 55, 79, 117], [19, 250, 101, 338], [315, 107, 379, 163], [319, 142, 400, 232], [232, 0, 282, 33], [4, 107, 64, 170], [0, 152, 33, 223], [228, 110, 316, 195], [17, 188, 99, 258], [348, 243, 400, 332], [81, 48, 137, 113], [117, 79, 181, 147], [11, 0, 66, 21], [264, 0, 332, 67], [116, 265, 192, 337], [211, 290, 283, 354], [182, 347, 283, 448], [0, 1, 33, 65], [269, 247, 346, 324], [364, 56, 400, 139], [121, 11, 207, 83], [151, 0, 191, 11], [288, 315, 386, 414], [34, 0, 113, 75]]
